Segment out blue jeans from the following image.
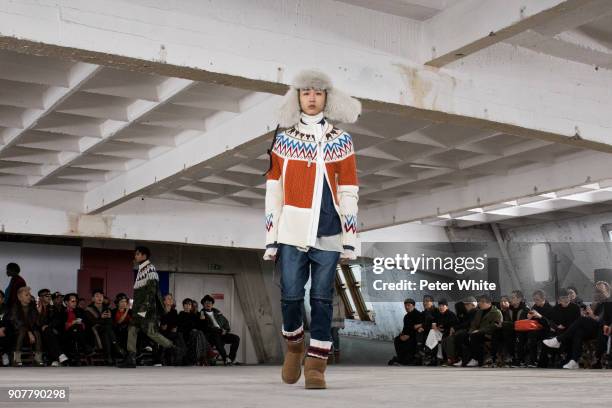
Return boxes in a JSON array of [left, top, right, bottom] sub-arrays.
[[278, 244, 340, 343]]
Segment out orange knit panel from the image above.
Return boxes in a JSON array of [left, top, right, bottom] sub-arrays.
[[266, 152, 283, 181], [284, 160, 316, 208], [336, 154, 358, 186]]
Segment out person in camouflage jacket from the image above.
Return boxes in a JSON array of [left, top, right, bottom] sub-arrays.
[[119, 246, 174, 368]]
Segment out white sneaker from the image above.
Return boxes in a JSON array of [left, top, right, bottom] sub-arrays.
[[144, 346, 153, 352], [563, 360, 579, 369], [543, 337, 561, 349], [1, 354, 8, 366], [466, 359, 479, 367], [59, 354, 69, 364], [452, 360, 463, 367], [51, 361, 60, 367]]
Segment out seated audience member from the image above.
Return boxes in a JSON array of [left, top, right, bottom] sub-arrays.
[[416, 295, 436, 348], [524, 290, 555, 367], [200, 295, 240, 365], [389, 298, 422, 366], [60, 293, 93, 366], [448, 296, 478, 366], [178, 298, 206, 365], [427, 298, 457, 365], [543, 282, 610, 369], [112, 293, 132, 350], [4, 262, 26, 312], [160, 294, 181, 365], [191, 299, 199, 315], [37, 288, 68, 366], [52, 292, 65, 313], [460, 294, 502, 367], [178, 298, 198, 336], [492, 295, 512, 365], [567, 286, 584, 307], [0, 290, 10, 366], [160, 294, 179, 341], [540, 288, 581, 367], [10, 286, 43, 366], [85, 289, 124, 365], [507, 290, 530, 366], [78, 297, 87, 310]]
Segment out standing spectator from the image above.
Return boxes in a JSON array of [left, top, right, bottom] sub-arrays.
[[37, 288, 68, 366], [4, 262, 26, 312], [388, 298, 422, 366], [10, 286, 43, 366], [119, 246, 174, 368], [200, 295, 240, 365]]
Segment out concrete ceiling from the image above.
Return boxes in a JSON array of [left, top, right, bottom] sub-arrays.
[[333, 0, 460, 20], [0, 48, 594, 216], [2, 0, 612, 237]]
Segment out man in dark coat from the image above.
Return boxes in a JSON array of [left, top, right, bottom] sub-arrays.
[[10, 286, 43, 366], [389, 298, 422, 366]]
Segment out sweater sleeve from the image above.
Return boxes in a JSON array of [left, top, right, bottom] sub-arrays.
[[265, 149, 284, 247], [336, 133, 359, 250]]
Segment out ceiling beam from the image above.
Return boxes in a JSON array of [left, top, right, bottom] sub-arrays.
[[83, 94, 280, 214], [359, 151, 612, 231], [422, 0, 606, 67], [30, 77, 195, 186], [1, 0, 612, 154]]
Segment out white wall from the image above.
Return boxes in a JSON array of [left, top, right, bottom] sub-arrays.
[[0, 241, 81, 295]]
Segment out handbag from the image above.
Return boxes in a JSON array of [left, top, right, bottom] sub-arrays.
[[514, 319, 543, 332]]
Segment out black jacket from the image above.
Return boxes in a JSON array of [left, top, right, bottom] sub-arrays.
[[177, 311, 199, 335], [550, 303, 580, 331], [400, 309, 422, 336], [160, 308, 178, 332], [433, 309, 458, 336], [508, 302, 530, 322], [10, 302, 39, 332], [455, 307, 478, 331]]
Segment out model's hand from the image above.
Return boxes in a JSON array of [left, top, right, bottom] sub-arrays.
[[0, 327, 5, 337], [340, 249, 356, 261], [399, 334, 409, 341], [603, 325, 611, 336], [28, 331, 35, 344], [263, 247, 278, 261]]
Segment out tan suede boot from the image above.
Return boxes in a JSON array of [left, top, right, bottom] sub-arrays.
[[281, 340, 304, 384], [304, 356, 328, 389]]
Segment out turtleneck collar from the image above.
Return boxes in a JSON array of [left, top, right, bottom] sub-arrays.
[[300, 111, 325, 125]]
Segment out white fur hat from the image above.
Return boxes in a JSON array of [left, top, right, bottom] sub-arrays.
[[277, 70, 362, 127]]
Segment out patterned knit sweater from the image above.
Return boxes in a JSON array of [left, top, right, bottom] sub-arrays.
[[132, 260, 163, 322], [265, 114, 358, 249]]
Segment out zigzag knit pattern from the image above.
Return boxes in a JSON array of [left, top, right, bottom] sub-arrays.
[[265, 213, 274, 232], [323, 133, 353, 161], [273, 133, 317, 161], [343, 214, 357, 233], [273, 128, 353, 162]]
